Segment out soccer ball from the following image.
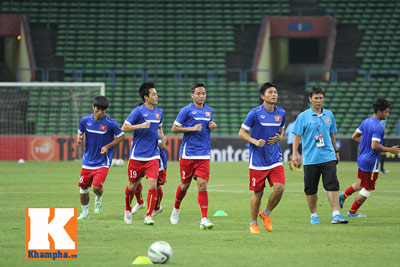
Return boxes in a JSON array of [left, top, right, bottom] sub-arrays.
[[111, 159, 124, 167], [147, 241, 173, 264]]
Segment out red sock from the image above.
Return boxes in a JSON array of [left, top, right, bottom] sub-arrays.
[[198, 191, 208, 218], [174, 186, 187, 209], [344, 186, 355, 199], [156, 187, 163, 210], [125, 186, 135, 211], [349, 201, 362, 214], [146, 189, 158, 216], [135, 183, 144, 205]]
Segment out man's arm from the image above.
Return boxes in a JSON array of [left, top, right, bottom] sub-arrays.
[[238, 128, 265, 147], [101, 134, 125, 154], [352, 130, 362, 143], [330, 133, 340, 163], [121, 121, 150, 132], [158, 125, 165, 140], [171, 123, 202, 133], [209, 121, 217, 131], [267, 128, 284, 145], [292, 134, 301, 167], [77, 132, 84, 145], [371, 141, 400, 155], [158, 135, 167, 149]]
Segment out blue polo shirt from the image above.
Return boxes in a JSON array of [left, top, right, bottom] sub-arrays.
[[292, 107, 337, 165]]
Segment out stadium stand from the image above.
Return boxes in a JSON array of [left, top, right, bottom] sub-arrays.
[[0, 0, 290, 136], [311, 0, 400, 136], [1, 0, 399, 136]]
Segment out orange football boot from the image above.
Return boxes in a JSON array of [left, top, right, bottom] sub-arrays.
[[249, 224, 261, 234], [259, 211, 272, 232]]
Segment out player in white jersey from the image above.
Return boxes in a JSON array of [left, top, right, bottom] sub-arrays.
[[170, 82, 217, 230], [76, 96, 125, 219], [122, 83, 164, 225], [239, 82, 286, 233]]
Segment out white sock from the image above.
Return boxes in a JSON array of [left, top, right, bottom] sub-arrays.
[[311, 212, 318, 218], [332, 210, 340, 217], [95, 195, 102, 203], [82, 204, 89, 215]]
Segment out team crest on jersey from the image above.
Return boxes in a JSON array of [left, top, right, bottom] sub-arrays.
[[143, 113, 148, 117], [87, 122, 92, 126], [192, 111, 197, 114], [205, 112, 211, 117], [275, 116, 281, 121], [260, 115, 265, 119], [100, 125, 107, 131], [325, 118, 331, 123], [156, 114, 160, 119]]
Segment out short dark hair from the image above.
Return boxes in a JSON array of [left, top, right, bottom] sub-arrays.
[[309, 86, 325, 97], [373, 98, 391, 113], [191, 82, 206, 93], [138, 82, 155, 102], [93, 96, 108, 110], [259, 82, 277, 104]]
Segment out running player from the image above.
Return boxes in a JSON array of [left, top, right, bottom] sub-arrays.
[[238, 82, 286, 233], [339, 98, 399, 217], [122, 82, 164, 225], [129, 136, 168, 217], [77, 96, 125, 219], [170, 82, 217, 230]]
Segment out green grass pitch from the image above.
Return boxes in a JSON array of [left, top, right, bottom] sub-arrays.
[[1, 161, 399, 266]]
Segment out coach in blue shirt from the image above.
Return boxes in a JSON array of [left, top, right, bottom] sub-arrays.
[[292, 87, 348, 225]]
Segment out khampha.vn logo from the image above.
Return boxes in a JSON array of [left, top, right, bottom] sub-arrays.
[[25, 207, 77, 260]]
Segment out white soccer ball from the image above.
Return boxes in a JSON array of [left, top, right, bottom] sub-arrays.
[[148, 241, 173, 264], [112, 159, 124, 167]]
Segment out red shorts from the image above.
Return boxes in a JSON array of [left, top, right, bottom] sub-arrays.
[[180, 158, 210, 184], [358, 169, 379, 190], [158, 168, 167, 186], [128, 159, 159, 183], [249, 165, 285, 191], [78, 167, 109, 189]]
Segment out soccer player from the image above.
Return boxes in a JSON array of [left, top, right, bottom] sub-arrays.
[[129, 136, 168, 217], [292, 86, 348, 225], [170, 82, 217, 230], [238, 82, 286, 234], [122, 82, 164, 225], [339, 98, 399, 217], [76, 96, 125, 220]]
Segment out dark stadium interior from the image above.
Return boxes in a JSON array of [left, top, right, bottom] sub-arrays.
[[0, 0, 399, 137]]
